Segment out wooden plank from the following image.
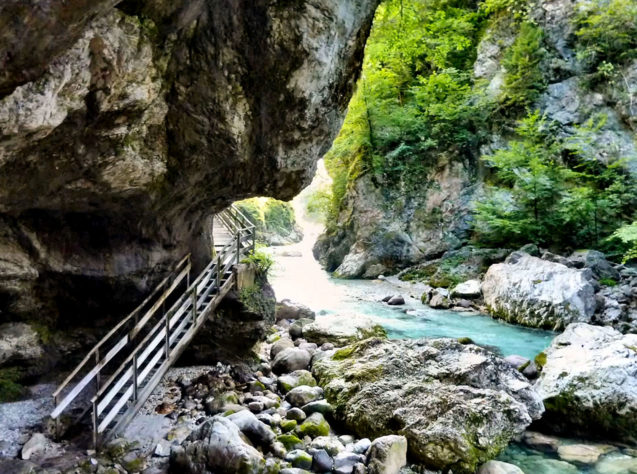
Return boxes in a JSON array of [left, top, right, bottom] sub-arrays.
[[53, 254, 190, 400], [98, 385, 133, 433], [97, 366, 133, 415], [51, 335, 128, 419], [137, 344, 164, 387]]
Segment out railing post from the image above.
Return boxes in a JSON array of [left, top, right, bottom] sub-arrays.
[[192, 287, 198, 321], [236, 232, 241, 265], [92, 401, 98, 450], [164, 309, 170, 359], [132, 356, 138, 401], [216, 255, 222, 289], [251, 227, 256, 253], [95, 349, 100, 392]]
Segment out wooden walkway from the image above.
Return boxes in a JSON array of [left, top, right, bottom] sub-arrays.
[[50, 205, 255, 447]]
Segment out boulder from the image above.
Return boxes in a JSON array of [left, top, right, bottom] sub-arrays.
[[504, 355, 530, 371], [21, 433, 62, 461], [226, 410, 276, 447], [171, 416, 265, 473], [428, 288, 452, 309], [271, 339, 295, 360], [557, 443, 615, 464], [595, 453, 637, 473], [568, 250, 620, 281], [386, 295, 405, 306], [312, 338, 544, 473], [477, 460, 524, 474], [534, 323, 637, 442], [482, 252, 596, 330], [286, 449, 313, 470], [277, 370, 317, 393], [312, 449, 334, 472], [297, 412, 330, 438], [521, 431, 560, 453], [450, 280, 482, 299], [367, 435, 407, 474], [286, 386, 324, 407], [276, 300, 316, 321], [302, 314, 387, 346], [0, 323, 44, 366], [272, 348, 312, 375]]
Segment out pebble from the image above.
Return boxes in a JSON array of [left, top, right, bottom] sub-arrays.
[[287, 407, 307, 421]]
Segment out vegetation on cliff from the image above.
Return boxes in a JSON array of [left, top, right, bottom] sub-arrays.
[[322, 0, 637, 265]]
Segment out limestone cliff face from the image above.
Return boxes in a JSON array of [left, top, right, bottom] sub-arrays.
[[0, 0, 379, 324], [315, 0, 637, 278]]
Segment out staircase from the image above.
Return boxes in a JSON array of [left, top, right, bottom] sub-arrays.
[[50, 204, 256, 447]]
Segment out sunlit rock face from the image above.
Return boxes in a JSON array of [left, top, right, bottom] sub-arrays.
[[0, 0, 378, 324]]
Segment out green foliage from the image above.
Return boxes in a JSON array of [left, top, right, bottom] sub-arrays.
[[238, 285, 272, 316], [574, 0, 637, 71], [324, 0, 489, 226], [305, 186, 332, 223], [236, 198, 297, 241], [0, 368, 27, 402], [599, 278, 618, 287], [499, 22, 547, 111], [241, 248, 274, 279], [474, 112, 637, 249], [611, 222, 637, 263]]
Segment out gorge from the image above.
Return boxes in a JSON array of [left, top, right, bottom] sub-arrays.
[[1, 1, 637, 474]]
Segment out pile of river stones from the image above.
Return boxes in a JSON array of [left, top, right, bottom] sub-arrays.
[[167, 323, 410, 474]]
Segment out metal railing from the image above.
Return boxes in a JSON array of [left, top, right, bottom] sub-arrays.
[[50, 204, 256, 447]]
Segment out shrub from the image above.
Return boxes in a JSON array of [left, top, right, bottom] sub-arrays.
[[499, 22, 547, 111], [611, 222, 637, 263], [574, 0, 637, 69], [241, 248, 274, 279]]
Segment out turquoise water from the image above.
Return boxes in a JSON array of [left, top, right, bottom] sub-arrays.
[[269, 230, 555, 360], [498, 443, 637, 473], [338, 297, 555, 360]]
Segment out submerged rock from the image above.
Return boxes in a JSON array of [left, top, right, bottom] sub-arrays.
[[312, 338, 544, 473], [482, 252, 596, 330], [477, 460, 524, 474], [534, 323, 637, 442]]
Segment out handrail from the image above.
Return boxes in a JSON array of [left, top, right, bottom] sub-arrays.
[[50, 203, 257, 446]]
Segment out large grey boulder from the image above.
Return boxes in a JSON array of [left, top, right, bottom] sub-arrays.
[[302, 314, 386, 346], [226, 410, 275, 447], [0, 323, 43, 366], [312, 338, 544, 473], [170, 416, 265, 473], [482, 252, 596, 329], [534, 323, 637, 442]]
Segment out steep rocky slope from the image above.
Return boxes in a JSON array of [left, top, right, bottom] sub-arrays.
[[0, 0, 379, 325], [315, 0, 637, 278]]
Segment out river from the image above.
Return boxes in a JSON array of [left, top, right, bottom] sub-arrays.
[[265, 177, 636, 474]]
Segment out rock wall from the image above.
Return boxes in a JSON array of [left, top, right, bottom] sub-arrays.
[[315, 0, 637, 278], [0, 0, 379, 325]]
